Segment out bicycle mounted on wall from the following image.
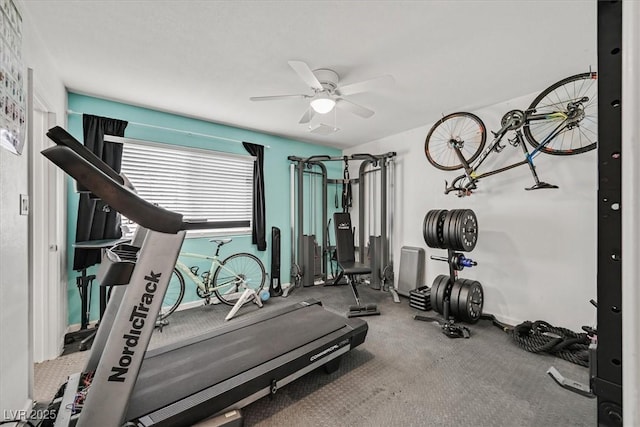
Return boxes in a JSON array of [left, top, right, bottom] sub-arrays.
[[424, 72, 598, 197]]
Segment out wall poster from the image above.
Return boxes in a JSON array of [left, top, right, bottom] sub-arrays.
[[0, 0, 24, 155]]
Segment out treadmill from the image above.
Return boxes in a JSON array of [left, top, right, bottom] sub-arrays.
[[42, 127, 368, 427]]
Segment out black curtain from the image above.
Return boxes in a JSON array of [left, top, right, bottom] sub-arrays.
[[73, 114, 128, 271], [242, 142, 266, 251]]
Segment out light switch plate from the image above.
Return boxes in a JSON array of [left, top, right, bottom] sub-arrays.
[[20, 194, 29, 215]]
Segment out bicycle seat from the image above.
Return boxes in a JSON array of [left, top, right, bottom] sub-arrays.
[[210, 238, 232, 246]]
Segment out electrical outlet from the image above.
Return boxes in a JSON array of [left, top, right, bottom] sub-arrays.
[[19, 194, 29, 215]]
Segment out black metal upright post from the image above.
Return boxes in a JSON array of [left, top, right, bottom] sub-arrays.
[[595, 1, 623, 425], [358, 160, 369, 265]]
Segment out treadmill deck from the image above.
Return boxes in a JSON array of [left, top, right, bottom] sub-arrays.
[[126, 300, 367, 424]]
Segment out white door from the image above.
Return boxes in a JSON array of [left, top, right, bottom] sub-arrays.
[[30, 90, 65, 363]]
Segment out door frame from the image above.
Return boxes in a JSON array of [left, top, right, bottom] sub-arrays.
[[28, 68, 66, 364]]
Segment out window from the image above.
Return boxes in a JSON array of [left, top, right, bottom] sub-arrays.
[[115, 138, 254, 237]]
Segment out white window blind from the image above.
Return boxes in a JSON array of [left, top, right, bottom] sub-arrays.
[[118, 139, 254, 236]]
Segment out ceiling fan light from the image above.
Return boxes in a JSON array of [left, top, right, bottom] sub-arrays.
[[310, 94, 336, 114]]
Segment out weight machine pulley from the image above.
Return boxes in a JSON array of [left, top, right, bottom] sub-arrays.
[[414, 209, 483, 338]]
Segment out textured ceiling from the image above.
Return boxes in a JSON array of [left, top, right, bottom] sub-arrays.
[[22, 1, 597, 148]]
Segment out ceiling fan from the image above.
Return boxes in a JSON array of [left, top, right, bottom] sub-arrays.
[[250, 60, 394, 125]]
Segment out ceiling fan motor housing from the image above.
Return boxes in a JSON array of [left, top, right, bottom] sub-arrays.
[[313, 69, 339, 92]]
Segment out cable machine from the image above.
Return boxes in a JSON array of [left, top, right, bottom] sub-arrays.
[[288, 152, 397, 295]]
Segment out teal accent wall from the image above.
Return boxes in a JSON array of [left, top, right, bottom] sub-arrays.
[[66, 93, 341, 325]]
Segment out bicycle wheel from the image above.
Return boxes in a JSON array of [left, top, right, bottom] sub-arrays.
[[158, 268, 185, 321], [523, 72, 598, 155], [213, 253, 266, 305], [425, 112, 486, 171]]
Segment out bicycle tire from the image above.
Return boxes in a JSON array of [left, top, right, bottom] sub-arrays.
[[425, 112, 486, 171], [523, 72, 598, 155], [158, 268, 185, 321], [213, 253, 266, 306]]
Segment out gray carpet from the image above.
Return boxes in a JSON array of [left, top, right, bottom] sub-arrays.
[[34, 284, 595, 426]]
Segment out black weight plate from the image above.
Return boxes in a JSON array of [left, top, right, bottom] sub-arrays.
[[435, 210, 448, 248], [442, 210, 453, 249], [422, 210, 430, 245], [431, 275, 442, 313], [422, 211, 431, 247], [455, 209, 466, 251], [442, 210, 456, 249], [423, 210, 438, 248], [448, 279, 465, 318], [456, 209, 468, 251], [431, 274, 449, 314], [437, 275, 450, 315], [430, 209, 440, 248], [458, 279, 484, 323], [459, 278, 476, 318], [422, 210, 431, 246], [383, 265, 394, 282], [427, 209, 440, 248], [458, 210, 479, 252], [449, 209, 464, 250], [450, 209, 462, 251]]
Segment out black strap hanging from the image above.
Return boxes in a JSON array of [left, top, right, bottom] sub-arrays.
[[342, 156, 352, 213]]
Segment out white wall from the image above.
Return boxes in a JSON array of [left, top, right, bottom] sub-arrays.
[[0, 0, 66, 418], [346, 90, 597, 331], [0, 114, 31, 417]]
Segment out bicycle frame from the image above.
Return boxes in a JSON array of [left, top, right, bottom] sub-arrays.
[[446, 109, 580, 196], [175, 251, 251, 299]]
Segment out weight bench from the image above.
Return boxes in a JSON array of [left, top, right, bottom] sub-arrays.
[[333, 212, 380, 317]]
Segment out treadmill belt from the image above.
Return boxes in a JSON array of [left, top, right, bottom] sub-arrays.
[[127, 303, 347, 419]]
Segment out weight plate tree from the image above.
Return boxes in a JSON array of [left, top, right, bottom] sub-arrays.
[[423, 209, 483, 324]]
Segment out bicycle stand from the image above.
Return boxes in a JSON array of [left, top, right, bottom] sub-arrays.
[[224, 288, 264, 321], [526, 182, 559, 190]]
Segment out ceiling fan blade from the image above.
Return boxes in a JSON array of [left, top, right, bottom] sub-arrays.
[[299, 108, 316, 124], [249, 94, 309, 101], [337, 75, 395, 96], [309, 123, 340, 135], [288, 60, 323, 90], [336, 98, 375, 119]]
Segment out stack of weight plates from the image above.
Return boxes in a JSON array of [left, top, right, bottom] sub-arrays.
[[423, 208, 478, 252], [409, 286, 432, 311]]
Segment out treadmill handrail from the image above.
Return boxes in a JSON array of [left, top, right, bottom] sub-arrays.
[[43, 145, 185, 234], [44, 127, 251, 233], [47, 126, 125, 185]]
